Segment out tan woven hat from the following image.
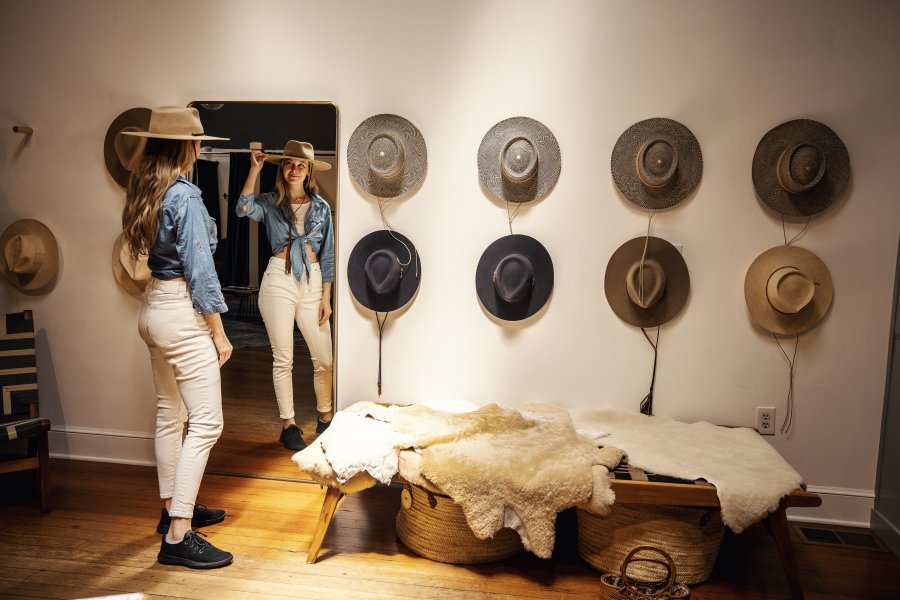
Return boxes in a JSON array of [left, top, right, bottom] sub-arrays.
[[348, 114, 427, 198], [111, 232, 151, 301], [744, 245, 833, 335], [120, 105, 229, 141], [0, 219, 59, 295], [103, 107, 151, 188], [752, 119, 850, 217], [611, 118, 702, 210], [265, 140, 331, 171], [478, 116, 561, 204]]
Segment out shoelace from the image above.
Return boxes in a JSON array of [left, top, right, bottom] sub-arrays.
[[185, 530, 212, 554]]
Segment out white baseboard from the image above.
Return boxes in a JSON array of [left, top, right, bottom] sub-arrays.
[[787, 485, 874, 528], [49, 426, 155, 467]]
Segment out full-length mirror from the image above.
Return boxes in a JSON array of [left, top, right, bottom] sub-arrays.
[[188, 101, 338, 480]]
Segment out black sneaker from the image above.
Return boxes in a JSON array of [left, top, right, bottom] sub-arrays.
[[156, 503, 226, 535], [158, 530, 233, 569], [279, 424, 306, 450], [315, 419, 331, 434]]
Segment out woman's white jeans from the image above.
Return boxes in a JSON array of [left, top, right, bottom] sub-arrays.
[[138, 278, 223, 519], [258, 257, 333, 418]]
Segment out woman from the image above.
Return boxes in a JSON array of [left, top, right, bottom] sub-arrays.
[[236, 140, 334, 451], [121, 106, 233, 569]]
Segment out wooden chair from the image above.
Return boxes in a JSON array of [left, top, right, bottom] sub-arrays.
[[0, 310, 51, 512]]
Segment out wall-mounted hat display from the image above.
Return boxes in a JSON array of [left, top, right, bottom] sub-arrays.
[[477, 117, 561, 204], [0, 219, 59, 296], [348, 230, 421, 312], [611, 118, 702, 210], [476, 234, 554, 321], [265, 140, 332, 171], [604, 236, 690, 328], [104, 107, 151, 188], [751, 119, 850, 217], [744, 245, 833, 335], [347, 114, 427, 199], [112, 232, 151, 301]]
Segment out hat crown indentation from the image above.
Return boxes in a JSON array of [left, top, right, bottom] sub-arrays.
[[5, 234, 44, 275], [493, 253, 534, 303], [500, 136, 538, 183], [767, 266, 815, 314], [625, 259, 667, 309], [636, 139, 678, 188], [368, 133, 406, 180], [364, 249, 402, 294], [776, 143, 826, 194]]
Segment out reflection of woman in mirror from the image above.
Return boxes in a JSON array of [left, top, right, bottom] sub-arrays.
[[236, 140, 334, 451], [121, 106, 233, 568]]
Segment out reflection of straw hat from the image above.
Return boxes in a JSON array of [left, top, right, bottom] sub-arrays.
[[0, 219, 60, 295], [103, 107, 151, 188], [751, 119, 850, 217], [348, 114, 427, 198], [348, 230, 421, 312], [478, 117, 561, 204], [744, 245, 833, 335], [112, 232, 151, 301], [604, 236, 690, 327], [475, 234, 554, 321], [265, 140, 331, 171], [120, 106, 229, 141], [611, 118, 702, 210]]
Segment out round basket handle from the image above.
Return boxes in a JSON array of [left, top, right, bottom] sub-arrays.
[[620, 545, 677, 598]]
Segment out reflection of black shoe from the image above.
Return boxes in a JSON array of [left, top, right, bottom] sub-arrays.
[[279, 424, 306, 450], [158, 530, 233, 569], [316, 419, 331, 434], [156, 504, 226, 535]]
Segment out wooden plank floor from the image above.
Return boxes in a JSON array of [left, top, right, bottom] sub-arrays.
[[1, 460, 899, 600]]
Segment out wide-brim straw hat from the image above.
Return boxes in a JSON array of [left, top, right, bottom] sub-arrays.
[[478, 117, 561, 204], [265, 140, 331, 171], [111, 232, 151, 301], [120, 105, 229, 141], [348, 230, 421, 312], [744, 245, 833, 335], [611, 118, 702, 210], [475, 234, 554, 321], [0, 219, 59, 296], [605, 236, 690, 327], [751, 119, 850, 217], [348, 114, 427, 198], [104, 107, 151, 188]]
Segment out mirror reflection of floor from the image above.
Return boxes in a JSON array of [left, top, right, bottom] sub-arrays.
[[206, 343, 320, 481]]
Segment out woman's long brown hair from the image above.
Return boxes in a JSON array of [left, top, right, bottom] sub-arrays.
[[274, 161, 320, 224], [122, 139, 197, 259]]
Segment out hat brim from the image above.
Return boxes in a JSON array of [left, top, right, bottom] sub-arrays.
[[111, 233, 150, 301], [264, 155, 332, 171], [744, 245, 833, 335], [120, 131, 229, 141], [104, 107, 152, 188], [611, 117, 702, 210], [604, 236, 690, 327], [751, 119, 850, 218], [348, 230, 421, 312], [347, 114, 427, 198], [478, 117, 561, 204], [0, 219, 59, 295], [476, 234, 554, 321]]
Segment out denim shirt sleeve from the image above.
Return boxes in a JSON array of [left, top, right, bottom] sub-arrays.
[[318, 204, 335, 284], [235, 192, 274, 224], [175, 195, 227, 314]]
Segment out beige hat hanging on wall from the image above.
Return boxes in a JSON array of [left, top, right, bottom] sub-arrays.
[[347, 114, 427, 198], [0, 219, 60, 296], [111, 232, 151, 301], [104, 107, 152, 188], [477, 116, 561, 204]]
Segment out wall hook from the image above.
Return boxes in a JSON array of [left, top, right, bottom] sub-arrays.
[[13, 126, 34, 135]]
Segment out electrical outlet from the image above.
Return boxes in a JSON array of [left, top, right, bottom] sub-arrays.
[[757, 407, 776, 435]]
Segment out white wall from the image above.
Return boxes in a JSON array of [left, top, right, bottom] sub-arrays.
[[1, 0, 898, 525]]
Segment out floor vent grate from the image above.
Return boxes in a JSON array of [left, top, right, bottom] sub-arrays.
[[795, 526, 888, 552]]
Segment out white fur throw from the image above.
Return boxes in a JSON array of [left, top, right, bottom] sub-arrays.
[[568, 408, 805, 533]]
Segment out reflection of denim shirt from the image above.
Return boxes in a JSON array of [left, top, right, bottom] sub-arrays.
[[148, 177, 227, 315], [235, 191, 335, 284]]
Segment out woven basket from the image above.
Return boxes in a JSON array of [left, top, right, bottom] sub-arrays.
[[396, 483, 523, 564], [598, 546, 691, 600], [577, 504, 724, 585]]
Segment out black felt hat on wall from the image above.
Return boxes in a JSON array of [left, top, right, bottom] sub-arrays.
[[476, 234, 553, 321], [348, 230, 421, 312]]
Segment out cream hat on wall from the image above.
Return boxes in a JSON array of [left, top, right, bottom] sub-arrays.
[[0, 219, 60, 295], [112, 232, 151, 301]]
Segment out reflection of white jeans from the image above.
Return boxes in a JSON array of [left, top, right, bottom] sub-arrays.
[[138, 278, 224, 519], [258, 257, 333, 418]]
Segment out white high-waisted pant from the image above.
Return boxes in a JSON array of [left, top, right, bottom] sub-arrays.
[[258, 256, 333, 418], [138, 278, 224, 519]]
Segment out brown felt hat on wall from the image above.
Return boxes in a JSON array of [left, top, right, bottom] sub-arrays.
[[477, 117, 561, 204], [0, 219, 60, 296], [611, 118, 702, 210], [104, 107, 152, 188], [111, 232, 151, 301], [604, 236, 690, 328], [751, 119, 850, 217], [744, 245, 833, 335], [348, 114, 427, 198]]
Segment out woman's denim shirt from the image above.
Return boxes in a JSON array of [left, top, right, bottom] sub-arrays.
[[148, 177, 227, 315], [235, 191, 335, 285]]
